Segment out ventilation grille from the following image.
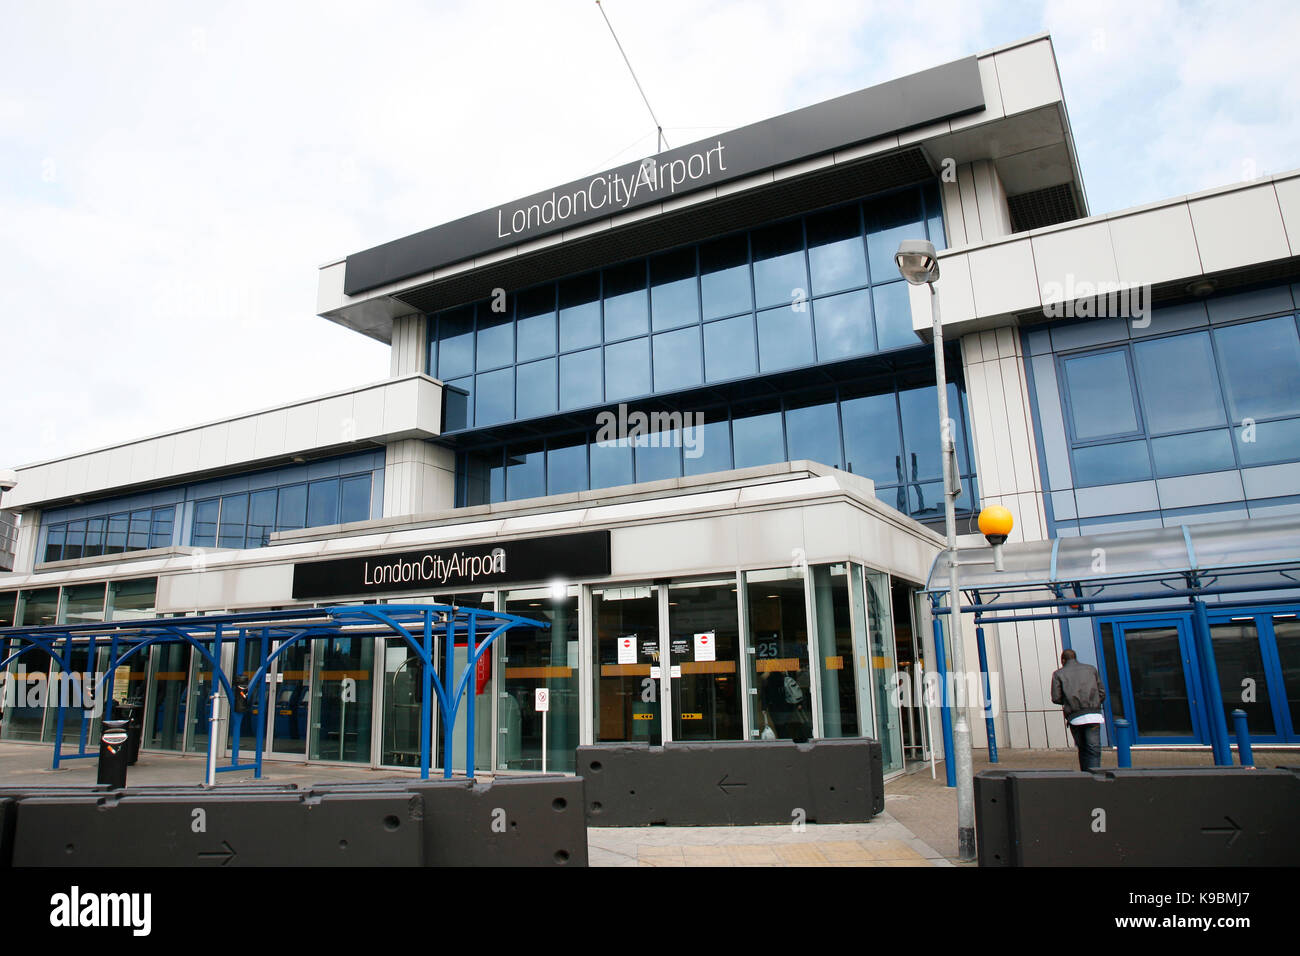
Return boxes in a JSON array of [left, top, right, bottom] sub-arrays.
[[1007, 182, 1082, 232], [393, 148, 934, 315]]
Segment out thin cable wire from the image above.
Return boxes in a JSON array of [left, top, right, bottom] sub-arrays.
[[595, 0, 668, 152]]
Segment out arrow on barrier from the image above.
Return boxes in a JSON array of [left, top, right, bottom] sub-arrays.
[[718, 774, 748, 795], [198, 840, 237, 865], [1201, 817, 1241, 847]]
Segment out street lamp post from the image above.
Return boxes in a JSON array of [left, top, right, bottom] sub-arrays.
[[895, 239, 976, 862]]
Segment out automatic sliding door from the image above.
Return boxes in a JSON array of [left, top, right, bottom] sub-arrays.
[[592, 585, 662, 745], [667, 579, 742, 741]]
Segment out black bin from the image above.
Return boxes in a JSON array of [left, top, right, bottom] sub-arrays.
[[115, 698, 145, 765], [96, 719, 131, 788]]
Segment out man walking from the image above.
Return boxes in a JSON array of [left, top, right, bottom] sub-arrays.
[[1050, 649, 1106, 771]]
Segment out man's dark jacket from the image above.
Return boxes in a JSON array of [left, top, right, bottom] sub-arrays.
[[1050, 659, 1106, 722]]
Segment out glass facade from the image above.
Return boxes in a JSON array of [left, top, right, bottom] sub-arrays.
[[43, 506, 174, 563], [192, 472, 373, 549], [434, 182, 945, 432]]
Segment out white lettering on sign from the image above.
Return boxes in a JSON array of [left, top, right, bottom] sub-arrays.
[[534, 688, 550, 712], [362, 547, 506, 587], [616, 635, 637, 665], [694, 631, 716, 662]]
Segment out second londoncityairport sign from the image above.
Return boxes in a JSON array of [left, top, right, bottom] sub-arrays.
[[291, 529, 611, 599]]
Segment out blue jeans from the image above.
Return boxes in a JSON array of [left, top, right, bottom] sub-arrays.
[[1070, 722, 1101, 771]]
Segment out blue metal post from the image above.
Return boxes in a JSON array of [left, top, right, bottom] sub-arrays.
[[1114, 718, 1132, 767], [80, 634, 97, 757], [975, 623, 997, 763], [930, 613, 956, 788], [1190, 599, 1232, 766], [230, 631, 245, 767], [466, 611, 477, 780], [254, 629, 267, 779], [420, 611, 432, 781], [442, 612, 455, 779], [1230, 709, 1254, 767], [52, 636, 69, 769]]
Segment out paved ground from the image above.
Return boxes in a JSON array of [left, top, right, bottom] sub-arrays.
[[3, 741, 1292, 866]]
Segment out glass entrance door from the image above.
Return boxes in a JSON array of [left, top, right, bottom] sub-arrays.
[[1207, 609, 1300, 743], [592, 584, 662, 745], [269, 640, 310, 758], [1111, 618, 1202, 742], [666, 579, 743, 742]]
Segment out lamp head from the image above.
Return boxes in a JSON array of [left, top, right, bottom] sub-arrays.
[[895, 239, 939, 285], [977, 505, 1014, 546]]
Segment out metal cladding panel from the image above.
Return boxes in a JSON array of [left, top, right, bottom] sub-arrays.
[[577, 738, 884, 827], [343, 56, 983, 295], [975, 768, 1300, 867], [9, 792, 424, 867]]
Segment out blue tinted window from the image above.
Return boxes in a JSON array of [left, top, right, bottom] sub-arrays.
[[340, 475, 371, 524], [1215, 316, 1300, 421], [841, 390, 901, 486], [700, 234, 751, 320], [64, 520, 85, 560], [559, 273, 601, 352], [44, 524, 65, 562], [650, 248, 699, 331], [515, 286, 557, 362], [559, 348, 602, 411], [1072, 440, 1152, 486], [437, 306, 475, 380], [756, 305, 814, 373], [217, 495, 247, 549], [923, 181, 946, 251], [277, 484, 307, 531], [899, 384, 967, 481], [873, 280, 917, 352], [732, 403, 784, 468], [506, 443, 545, 501], [751, 221, 807, 310], [911, 478, 972, 518], [806, 205, 867, 295], [247, 489, 276, 546], [1133, 332, 1225, 433], [605, 338, 651, 401], [475, 367, 515, 426], [306, 479, 339, 527], [703, 315, 757, 382], [84, 517, 106, 557], [652, 327, 702, 393], [105, 513, 128, 554], [1063, 350, 1139, 440], [683, 412, 731, 476], [1234, 416, 1300, 466], [516, 358, 557, 418], [785, 399, 841, 468], [865, 190, 924, 282], [444, 378, 472, 431], [602, 261, 648, 341], [128, 509, 152, 551], [589, 435, 633, 489], [149, 508, 172, 549], [1151, 430, 1235, 477], [547, 437, 588, 495], [635, 430, 681, 483], [476, 304, 513, 370], [813, 289, 873, 361]]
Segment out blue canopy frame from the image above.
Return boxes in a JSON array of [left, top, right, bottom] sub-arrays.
[[0, 604, 548, 781]]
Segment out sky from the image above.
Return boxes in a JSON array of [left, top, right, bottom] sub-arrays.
[[2, 0, 1298, 470]]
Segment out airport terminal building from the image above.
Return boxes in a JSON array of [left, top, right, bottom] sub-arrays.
[[2, 33, 1298, 777]]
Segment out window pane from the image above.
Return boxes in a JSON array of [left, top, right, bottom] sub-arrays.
[[683, 410, 732, 477], [475, 303, 514, 370], [149, 507, 173, 549], [924, 181, 946, 251], [276, 484, 307, 532], [64, 520, 85, 560], [703, 315, 757, 382], [757, 305, 815, 372], [732, 402, 785, 468], [605, 338, 650, 401], [247, 489, 277, 546], [635, 425, 683, 483], [1234, 416, 1300, 466], [128, 509, 152, 551], [873, 280, 917, 352], [751, 220, 807, 310], [899, 384, 968, 482], [785, 398, 841, 468], [547, 436, 588, 496], [475, 366, 515, 426], [559, 347, 603, 411], [558, 273, 601, 352], [340, 475, 371, 524], [652, 327, 702, 393], [516, 358, 557, 418], [813, 289, 873, 361], [1151, 430, 1235, 477], [217, 495, 247, 549], [806, 205, 867, 295], [506, 442, 545, 500], [865, 189, 924, 282], [462, 449, 500, 506], [700, 234, 752, 320], [1215, 316, 1300, 421], [192, 500, 218, 547], [515, 285, 557, 362], [306, 478, 339, 527], [590, 433, 634, 489], [1133, 332, 1226, 433], [1072, 440, 1152, 486], [841, 390, 901, 487], [910, 478, 972, 518], [437, 305, 475, 380], [84, 516, 105, 558], [602, 261, 648, 342], [1063, 350, 1139, 440], [444, 377, 472, 430], [105, 513, 129, 554], [44, 524, 65, 562], [650, 248, 699, 331]]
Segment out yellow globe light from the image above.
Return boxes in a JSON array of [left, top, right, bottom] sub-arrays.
[[978, 505, 1014, 545]]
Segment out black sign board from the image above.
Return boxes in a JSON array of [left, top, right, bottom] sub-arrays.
[[291, 530, 611, 600], [343, 55, 984, 295]]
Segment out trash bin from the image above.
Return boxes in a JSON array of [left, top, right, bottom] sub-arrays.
[[116, 697, 145, 766], [97, 719, 131, 788]]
